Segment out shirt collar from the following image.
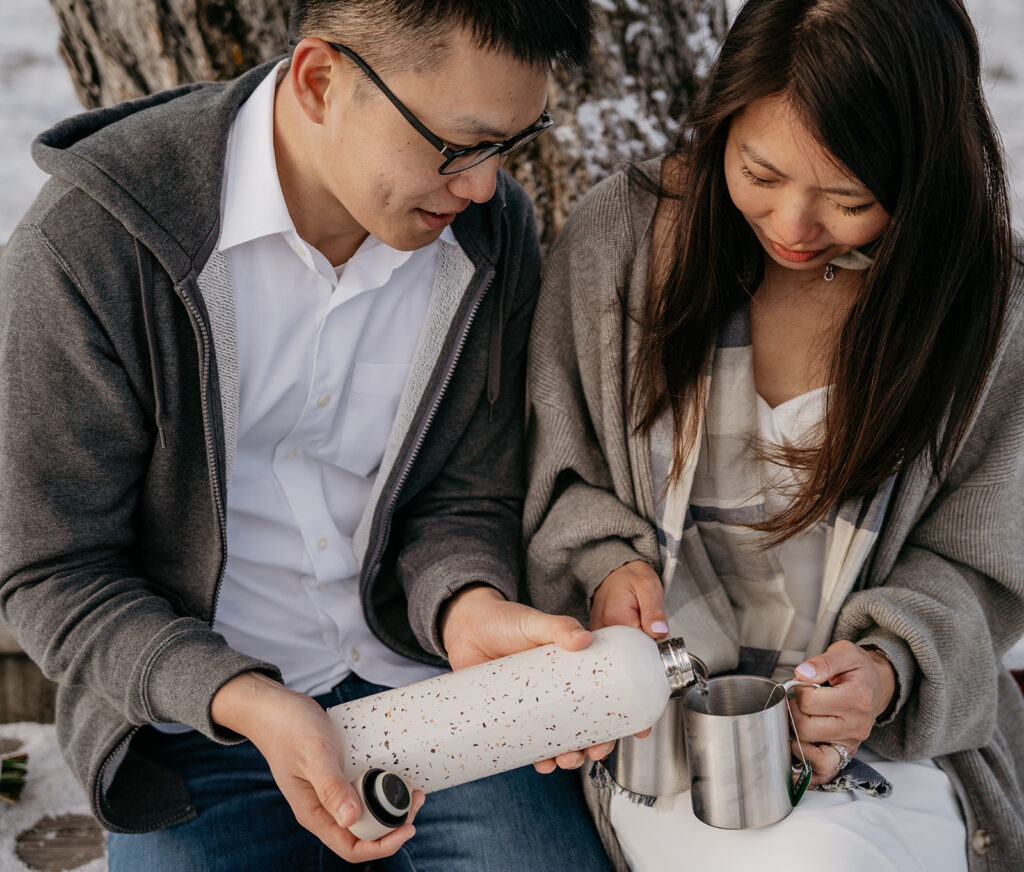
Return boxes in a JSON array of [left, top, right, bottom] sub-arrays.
[[220, 60, 456, 286], [220, 60, 294, 251]]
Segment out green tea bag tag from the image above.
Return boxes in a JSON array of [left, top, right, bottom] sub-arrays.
[[789, 760, 811, 806]]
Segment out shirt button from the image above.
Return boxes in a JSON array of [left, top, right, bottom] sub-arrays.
[[350, 648, 360, 663], [284, 448, 297, 460], [317, 537, 328, 550], [317, 394, 331, 408], [971, 829, 991, 855], [317, 582, 329, 592]]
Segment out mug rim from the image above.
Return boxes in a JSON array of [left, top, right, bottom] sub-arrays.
[[682, 674, 788, 717]]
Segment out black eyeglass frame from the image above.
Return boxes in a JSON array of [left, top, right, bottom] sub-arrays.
[[294, 38, 553, 175]]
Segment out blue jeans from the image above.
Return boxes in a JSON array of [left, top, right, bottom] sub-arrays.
[[108, 674, 612, 872]]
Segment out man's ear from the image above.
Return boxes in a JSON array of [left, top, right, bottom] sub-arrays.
[[288, 38, 343, 125]]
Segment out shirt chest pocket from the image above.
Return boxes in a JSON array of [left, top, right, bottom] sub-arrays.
[[336, 361, 412, 478]]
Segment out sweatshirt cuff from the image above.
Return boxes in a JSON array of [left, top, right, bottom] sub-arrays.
[[136, 625, 282, 743], [406, 552, 519, 660]]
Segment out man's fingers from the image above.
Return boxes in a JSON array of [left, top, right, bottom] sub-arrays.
[[332, 822, 417, 862], [587, 741, 616, 760], [520, 609, 592, 652], [368, 822, 417, 854], [310, 769, 362, 829], [553, 749, 586, 769]]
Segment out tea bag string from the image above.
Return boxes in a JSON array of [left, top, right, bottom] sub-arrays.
[[764, 679, 820, 773]]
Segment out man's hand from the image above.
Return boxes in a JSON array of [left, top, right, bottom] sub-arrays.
[[439, 584, 616, 771], [211, 672, 423, 861]]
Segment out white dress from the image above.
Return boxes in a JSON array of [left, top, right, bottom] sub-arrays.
[[609, 389, 968, 872]]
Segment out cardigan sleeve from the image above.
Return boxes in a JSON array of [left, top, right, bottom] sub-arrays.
[[837, 252, 1024, 761], [523, 171, 661, 625]]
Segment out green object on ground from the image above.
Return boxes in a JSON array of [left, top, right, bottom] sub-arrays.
[[0, 753, 28, 804]]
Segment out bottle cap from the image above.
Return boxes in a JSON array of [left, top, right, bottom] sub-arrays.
[[348, 768, 412, 841], [658, 638, 706, 697]]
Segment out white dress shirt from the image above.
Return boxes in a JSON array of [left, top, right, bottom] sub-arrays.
[[212, 62, 447, 695]]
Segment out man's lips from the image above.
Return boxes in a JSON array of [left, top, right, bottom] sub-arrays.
[[417, 208, 460, 230], [769, 239, 822, 263]]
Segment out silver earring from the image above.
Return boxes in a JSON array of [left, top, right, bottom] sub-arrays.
[[824, 264, 835, 281]]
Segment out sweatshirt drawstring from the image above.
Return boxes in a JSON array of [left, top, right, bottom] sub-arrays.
[[487, 283, 503, 422], [135, 238, 167, 448]]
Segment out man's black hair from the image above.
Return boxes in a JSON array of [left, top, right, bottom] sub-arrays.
[[290, 0, 595, 71]]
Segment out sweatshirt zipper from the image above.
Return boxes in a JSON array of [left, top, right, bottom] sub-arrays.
[[360, 264, 496, 625], [177, 285, 230, 620]]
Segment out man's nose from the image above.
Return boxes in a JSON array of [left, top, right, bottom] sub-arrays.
[[446, 155, 504, 204]]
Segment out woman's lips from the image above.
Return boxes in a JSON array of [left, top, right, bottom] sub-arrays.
[[770, 239, 821, 263], [418, 209, 457, 230]]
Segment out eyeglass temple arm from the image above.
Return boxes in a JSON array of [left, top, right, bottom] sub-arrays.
[[289, 38, 451, 155]]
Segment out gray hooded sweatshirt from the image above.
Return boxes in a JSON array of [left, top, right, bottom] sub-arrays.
[[0, 60, 539, 833]]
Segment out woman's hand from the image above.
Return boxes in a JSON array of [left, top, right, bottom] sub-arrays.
[[787, 640, 897, 785], [590, 561, 669, 739], [211, 672, 423, 861], [439, 584, 616, 772], [590, 560, 669, 637]]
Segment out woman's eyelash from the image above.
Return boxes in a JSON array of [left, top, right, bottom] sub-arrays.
[[740, 166, 771, 187], [835, 202, 873, 217], [741, 165, 874, 216]]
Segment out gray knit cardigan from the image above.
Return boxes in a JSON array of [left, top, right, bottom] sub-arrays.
[[524, 165, 1024, 872]]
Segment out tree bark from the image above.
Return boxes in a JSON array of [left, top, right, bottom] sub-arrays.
[[48, 0, 727, 244]]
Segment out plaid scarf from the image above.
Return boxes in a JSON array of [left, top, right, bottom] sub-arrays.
[[652, 305, 895, 679]]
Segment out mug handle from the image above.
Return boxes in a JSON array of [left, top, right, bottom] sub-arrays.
[[782, 679, 820, 693]]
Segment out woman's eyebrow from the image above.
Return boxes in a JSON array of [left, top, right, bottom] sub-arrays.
[[739, 142, 871, 198]]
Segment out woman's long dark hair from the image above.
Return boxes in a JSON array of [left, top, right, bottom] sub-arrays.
[[634, 0, 1014, 542]]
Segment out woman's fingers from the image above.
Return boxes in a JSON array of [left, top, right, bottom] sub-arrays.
[[790, 737, 859, 785], [590, 561, 666, 636]]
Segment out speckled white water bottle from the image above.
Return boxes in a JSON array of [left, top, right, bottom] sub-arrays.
[[327, 624, 701, 794]]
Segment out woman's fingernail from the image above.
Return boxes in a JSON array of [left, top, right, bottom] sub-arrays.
[[651, 620, 669, 634], [796, 662, 817, 679], [570, 626, 589, 638]]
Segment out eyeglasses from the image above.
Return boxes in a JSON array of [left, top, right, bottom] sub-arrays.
[[315, 40, 553, 175]]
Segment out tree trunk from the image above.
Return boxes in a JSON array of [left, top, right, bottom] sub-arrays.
[[48, 0, 728, 244]]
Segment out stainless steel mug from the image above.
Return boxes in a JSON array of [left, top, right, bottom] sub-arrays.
[[605, 654, 706, 799], [682, 675, 808, 829]]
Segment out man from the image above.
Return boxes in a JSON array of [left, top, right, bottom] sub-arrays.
[[0, 1, 614, 868]]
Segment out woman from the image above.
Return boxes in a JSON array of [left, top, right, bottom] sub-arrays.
[[524, 0, 1024, 869]]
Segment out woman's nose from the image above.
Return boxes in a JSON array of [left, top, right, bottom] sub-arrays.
[[770, 195, 822, 247]]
